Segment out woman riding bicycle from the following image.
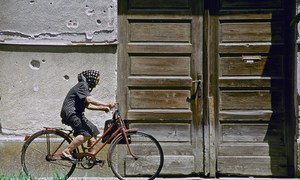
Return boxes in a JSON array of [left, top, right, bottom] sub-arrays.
[[60, 70, 114, 161]]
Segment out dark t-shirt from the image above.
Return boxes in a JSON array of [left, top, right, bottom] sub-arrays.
[[60, 81, 91, 122]]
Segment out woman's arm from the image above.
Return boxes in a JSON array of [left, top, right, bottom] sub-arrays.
[[85, 96, 114, 112], [86, 103, 110, 112], [85, 96, 111, 106]]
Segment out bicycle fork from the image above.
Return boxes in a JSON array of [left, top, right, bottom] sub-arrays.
[[122, 129, 138, 160]]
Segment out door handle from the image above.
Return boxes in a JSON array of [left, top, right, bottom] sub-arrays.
[[187, 78, 202, 102]]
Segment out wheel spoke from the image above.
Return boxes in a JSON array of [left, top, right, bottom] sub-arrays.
[[21, 130, 76, 178], [26, 143, 46, 155], [108, 132, 164, 180]]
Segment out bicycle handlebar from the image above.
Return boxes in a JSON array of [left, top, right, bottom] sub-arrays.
[[110, 103, 121, 122]]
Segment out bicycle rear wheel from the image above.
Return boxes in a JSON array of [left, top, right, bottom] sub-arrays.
[[21, 129, 76, 179], [108, 131, 164, 180]]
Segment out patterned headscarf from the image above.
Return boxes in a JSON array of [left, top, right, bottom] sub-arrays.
[[78, 70, 100, 91]]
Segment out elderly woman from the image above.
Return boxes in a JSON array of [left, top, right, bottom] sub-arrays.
[[60, 70, 114, 161]]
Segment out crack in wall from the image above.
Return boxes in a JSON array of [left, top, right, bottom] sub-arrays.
[[0, 30, 115, 41], [0, 31, 31, 38]]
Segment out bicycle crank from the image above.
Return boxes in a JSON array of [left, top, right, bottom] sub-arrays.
[[80, 154, 96, 169]]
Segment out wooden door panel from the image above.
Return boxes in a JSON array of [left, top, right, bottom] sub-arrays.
[[212, 0, 289, 176], [219, 143, 286, 156], [130, 124, 191, 142], [220, 22, 284, 43], [128, 109, 192, 121], [220, 90, 284, 110], [129, 90, 190, 109], [119, 0, 203, 176], [129, 21, 191, 42], [128, 77, 192, 87], [219, 111, 284, 122], [128, 44, 193, 54], [155, 155, 195, 175], [220, 0, 283, 9], [130, 56, 191, 76], [128, 0, 191, 10], [220, 55, 284, 77], [218, 156, 288, 176], [219, 79, 284, 89], [221, 124, 284, 142], [219, 44, 284, 54]]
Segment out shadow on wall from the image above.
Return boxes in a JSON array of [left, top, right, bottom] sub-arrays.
[[263, 10, 295, 176]]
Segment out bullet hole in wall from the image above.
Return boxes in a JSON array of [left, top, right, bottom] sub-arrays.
[[63, 75, 70, 81], [85, 8, 95, 16], [67, 20, 79, 29], [29, 60, 40, 70]]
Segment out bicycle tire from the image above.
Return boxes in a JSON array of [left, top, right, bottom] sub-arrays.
[[21, 129, 77, 179], [108, 131, 164, 180]]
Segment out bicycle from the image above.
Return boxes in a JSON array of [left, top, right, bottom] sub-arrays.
[[21, 105, 164, 180]]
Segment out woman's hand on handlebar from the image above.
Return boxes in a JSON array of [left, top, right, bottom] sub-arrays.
[[103, 106, 110, 113], [104, 102, 117, 113], [108, 103, 116, 109]]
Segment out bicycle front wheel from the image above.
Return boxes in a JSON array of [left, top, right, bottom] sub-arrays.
[[108, 131, 164, 180], [21, 129, 76, 179]]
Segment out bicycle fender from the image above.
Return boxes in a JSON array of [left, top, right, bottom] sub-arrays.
[[23, 128, 73, 142], [23, 129, 50, 142], [125, 128, 138, 133]]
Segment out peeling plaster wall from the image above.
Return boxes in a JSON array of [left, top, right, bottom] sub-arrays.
[[0, 0, 117, 44], [0, 0, 118, 136], [0, 45, 117, 135]]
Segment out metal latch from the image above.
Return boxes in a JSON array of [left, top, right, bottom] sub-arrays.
[[187, 76, 202, 102]]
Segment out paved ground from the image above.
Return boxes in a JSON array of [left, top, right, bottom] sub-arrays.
[[67, 178, 300, 180], [1, 135, 299, 180]]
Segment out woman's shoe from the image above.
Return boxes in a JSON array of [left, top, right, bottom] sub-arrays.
[[62, 151, 78, 163]]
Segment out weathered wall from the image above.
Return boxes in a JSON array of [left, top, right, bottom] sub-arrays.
[[0, 0, 118, 135], [0, 45, 117, 135], [0, 0, 117, 44], [0, 1, 118, 176]]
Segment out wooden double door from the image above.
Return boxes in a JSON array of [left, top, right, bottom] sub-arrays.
[[118, 0, 294, 177]]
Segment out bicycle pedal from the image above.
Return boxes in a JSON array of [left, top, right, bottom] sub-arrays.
[[95, 159, 105, 167]]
